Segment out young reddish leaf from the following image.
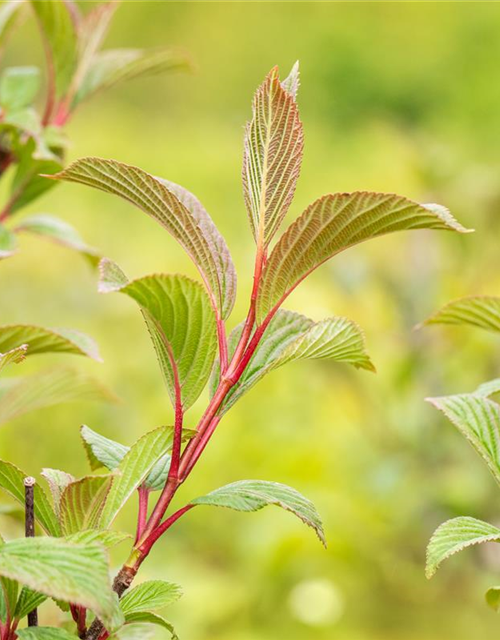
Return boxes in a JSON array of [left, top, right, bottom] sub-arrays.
[[59, 474, 115, 535], [0, 324, 102, 361], [424, 295, 500, 334], [191, 479, 326, 546], [53, 158, 235, 319], [29, 0, 78, 99], [98, 259, 217, 409], [243, 65, 303, 246], [257, 193, 471, 323], [426, 516, 500, 579]]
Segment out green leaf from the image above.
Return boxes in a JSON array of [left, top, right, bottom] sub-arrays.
[[54, 157, 235, 319], [8, 137, 63, 214], [191, 479, 326, 546], [0, 345, 27, 372], [122, 612, 178, 639], [98, 260, 217, 409], [17, 627, 79, 639], [98, 426, 177, 528], [65, 529, 131, 549], [14, 587, 47, 620], [30, 0, 78, 98], [0, 324, 102, 361], [80, 425, 129, 472], [121, 580, 182, 615], [41, 468, 75, 515], [14, 214, 100, 266], [281, 60, 300, 99], [0, 576, 18, 623], [486, 586, 500, 612], [0, 224, 17, 259], [475, 379, 500, 398], [110, 624, 156, 640], [0, 459, 59, 535], [213, 310, 373, 414], [156, 177, 237, 319], [74, 47, 192, 107], [80, 424, 193, 492], [0, 367, 115, 427], [427, 394, 500, 486], [0, 66, 40, 111], [59, 474, 115, 535], [426, 516, 500, 578], [0, 537, 120, 627], [243, 66, 303, 246], [256, 194, 471, 323], [424, 296, 500, 334]]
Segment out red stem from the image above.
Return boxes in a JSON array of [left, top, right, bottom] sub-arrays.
[[135, 485, 149, 544], [139, 505, 194, 555]]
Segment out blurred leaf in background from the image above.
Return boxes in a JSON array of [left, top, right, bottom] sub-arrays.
[[1, 2, 500, 640]]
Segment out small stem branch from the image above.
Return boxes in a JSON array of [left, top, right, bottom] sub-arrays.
[[134, 485, 149, 544], [217, 317, 229, 374], [138, 505, 194, 555], [24, 477, 38, 628], [179, 416, 220, 482]]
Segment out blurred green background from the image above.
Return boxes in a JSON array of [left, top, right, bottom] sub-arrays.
[[2, 2, 500, 639]]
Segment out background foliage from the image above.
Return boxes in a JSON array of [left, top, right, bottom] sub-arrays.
[[1, 3, 500, 639]]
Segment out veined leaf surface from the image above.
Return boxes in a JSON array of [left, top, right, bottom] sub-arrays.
[[426, 516, 500, 578], [0, 459, 59, 535], [425, 296, 500, 334], [120, 580, 182, 615], [0, 324, 101, 361], [121, 613, 178, 639], [0, 367, 115, 426], [212, 310, 373, 413], [191, 479, 325, 546], [53, 156, 234, 318], [475, 379, 500, 398], [14, 588, 48, 621], [98, 426, 177, 528], [256, 193, 470, 323], [243, 66, 303, 245], [41, 468, 75, 515], [0, 537, 120, 627], [80, 424, 193, 491], [99, 260, 217, 409], [59, 474, 114, 534], [427, 394, 500, 485]]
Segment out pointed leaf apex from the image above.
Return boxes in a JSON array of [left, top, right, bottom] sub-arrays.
[[281, 61, 300, 99], [98, 258, 129, 293], [421, 203, 473, 233]]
